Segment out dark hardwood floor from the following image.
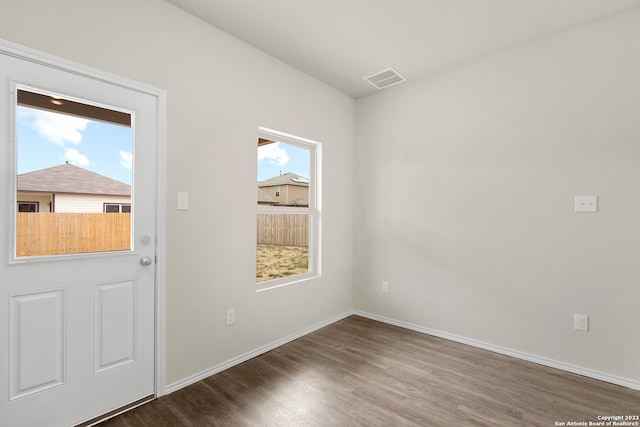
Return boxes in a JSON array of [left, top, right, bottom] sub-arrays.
[[99, 316, 640, 426]]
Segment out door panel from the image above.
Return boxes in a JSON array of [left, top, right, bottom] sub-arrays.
[[95, 279, 136, 373], [0, 47, 158, 426], [9, 289, 65, 400]]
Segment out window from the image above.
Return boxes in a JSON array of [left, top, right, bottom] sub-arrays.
[[17, 202, 38, 212], [256, 128, 321, 289], [104, 203, 131, 213], [15, 87, 133, 257]]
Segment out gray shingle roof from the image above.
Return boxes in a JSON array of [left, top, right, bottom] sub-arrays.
[[258, 172, 309, 188], [285, 198, 308, 207], [258, 188, 276, 204], [17, 163, 131, 196]]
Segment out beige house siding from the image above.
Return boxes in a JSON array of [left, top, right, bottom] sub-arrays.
[[260, 184, 308, 205], [54, 194, 131, 213], [17, 192, 53, 212], [17, 192, 131, 213]]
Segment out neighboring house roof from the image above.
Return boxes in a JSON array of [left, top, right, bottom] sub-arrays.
[[257, 188, 276, 204], [17, 162, 131, 196], [258, 172, 309, 188], [285, 198, 308, 207]]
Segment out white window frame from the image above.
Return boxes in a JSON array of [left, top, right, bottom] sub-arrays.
[[257, 127, 322, 291]]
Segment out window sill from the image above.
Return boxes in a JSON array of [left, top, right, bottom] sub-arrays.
[[256, 272, 320, 292]]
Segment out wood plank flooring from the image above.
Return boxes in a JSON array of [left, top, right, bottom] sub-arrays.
[[99, 316, 640, 426]]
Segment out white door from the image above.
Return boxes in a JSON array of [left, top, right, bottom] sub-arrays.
[[0, 45, 160, 426]]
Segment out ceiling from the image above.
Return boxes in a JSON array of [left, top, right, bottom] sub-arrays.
[[165, 0, 640, 98]]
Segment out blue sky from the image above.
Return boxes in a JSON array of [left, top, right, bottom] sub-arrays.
[[17, 106, 133, 185], [17, 107, 309, 186], [257, 141, 309, 181]]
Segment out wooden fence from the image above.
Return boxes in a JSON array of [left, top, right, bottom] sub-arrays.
[[17, 212, 304, 256], [257, 213, 308, 247], [16, 212, 131, 257]]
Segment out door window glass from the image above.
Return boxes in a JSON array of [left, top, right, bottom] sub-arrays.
[[15, 88, 133, 257]]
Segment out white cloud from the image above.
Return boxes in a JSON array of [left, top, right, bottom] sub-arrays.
[[119, 150, 133, 169], [63, 148, 90, 166], [29, 110, 89, 146], [258, 142, 289, 166]]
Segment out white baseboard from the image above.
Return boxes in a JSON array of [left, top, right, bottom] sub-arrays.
[[164, 310, 354, 395], [353, 310, 640, 391]]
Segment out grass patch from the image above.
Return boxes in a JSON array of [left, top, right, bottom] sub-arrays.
[[256, 244, 309, 283]]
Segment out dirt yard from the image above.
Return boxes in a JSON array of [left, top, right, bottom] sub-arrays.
[[256, 244, 308, 282]]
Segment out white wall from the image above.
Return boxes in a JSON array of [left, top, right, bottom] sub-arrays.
[[355, 9, 640, 382], [5, 0, 637, 392], [0, 0, 354, 386]]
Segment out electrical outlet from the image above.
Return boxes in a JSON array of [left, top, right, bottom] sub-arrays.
[[574, 314, 589, 332], [382, 281, 389, 294], [226, 308, 236, 326]]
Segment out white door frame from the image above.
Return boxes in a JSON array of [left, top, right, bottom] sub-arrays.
[[0, 38, 168, 399]]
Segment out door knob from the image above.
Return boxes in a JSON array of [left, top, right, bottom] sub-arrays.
[[140, 256, 153, 266]]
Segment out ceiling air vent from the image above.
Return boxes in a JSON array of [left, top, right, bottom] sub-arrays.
[[364, 68, 406, 90]]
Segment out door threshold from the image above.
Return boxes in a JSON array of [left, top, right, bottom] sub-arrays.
[[75, 394, 155, 427]]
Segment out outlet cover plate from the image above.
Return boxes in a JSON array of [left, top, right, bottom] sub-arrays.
[[574, 313, 589, 332], [226, 308, 236, 326], [575, 196, 597, 213]]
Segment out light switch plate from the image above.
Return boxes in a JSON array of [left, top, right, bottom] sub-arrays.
[[177, 192, 189, 211], [574, 196, 597, 213]]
